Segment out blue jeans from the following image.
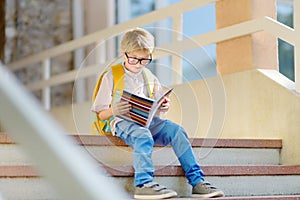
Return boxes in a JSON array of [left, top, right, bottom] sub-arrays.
[[115, 117, 205, 187]]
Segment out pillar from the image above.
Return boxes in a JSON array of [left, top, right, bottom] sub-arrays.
[[216, 0, 278, 74], [84, 0, 116, 98]]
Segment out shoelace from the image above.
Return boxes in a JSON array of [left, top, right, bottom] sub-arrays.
[[203, 181, 217, 189], [144, 182, 167, 191]]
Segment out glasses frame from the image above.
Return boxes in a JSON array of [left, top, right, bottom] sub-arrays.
[[125, 52, 152, 65]]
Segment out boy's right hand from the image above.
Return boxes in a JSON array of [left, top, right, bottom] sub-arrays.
[[111, 100, 131, 116]]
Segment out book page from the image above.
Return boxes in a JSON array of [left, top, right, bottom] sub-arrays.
[[145, 88, 173, 127], [119, 88, 173, 127]]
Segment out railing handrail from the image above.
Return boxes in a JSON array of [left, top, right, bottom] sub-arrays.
[[7, 0, 218, 71], [22, 16, 296, 92]]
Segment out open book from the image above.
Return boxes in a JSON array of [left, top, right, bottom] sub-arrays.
[[118, 88, 173, 127]]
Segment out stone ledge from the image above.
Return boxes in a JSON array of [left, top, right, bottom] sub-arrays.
[[72, 135, 283, 149], [0, 132, 282, 149], [0, 132, 14, 144], [2, 165, 300, 178], [0, 165, 38, 178], [104, 165, 300, 177]]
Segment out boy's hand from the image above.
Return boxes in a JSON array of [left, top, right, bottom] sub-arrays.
[[159, 96, 170, 112], [111, 100, 131, 116]]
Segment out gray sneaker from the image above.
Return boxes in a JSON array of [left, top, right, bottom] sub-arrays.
[[134, 182, 177, 199], [192, 181, 224, 198]]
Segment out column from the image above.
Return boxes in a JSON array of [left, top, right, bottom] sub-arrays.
[[215, 0, 278, 74]]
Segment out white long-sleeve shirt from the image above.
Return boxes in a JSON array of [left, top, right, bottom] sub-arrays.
[[91, 64, 163, 134]]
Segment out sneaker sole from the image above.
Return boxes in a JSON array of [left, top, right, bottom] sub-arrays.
[[191, 191, 225, 198], [134, 191, 177, 199]]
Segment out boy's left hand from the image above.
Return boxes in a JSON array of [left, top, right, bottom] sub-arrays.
[[159, 96, 170, 112]]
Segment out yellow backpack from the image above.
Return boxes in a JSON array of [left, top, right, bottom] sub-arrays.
[[91, 63, 155, 135]]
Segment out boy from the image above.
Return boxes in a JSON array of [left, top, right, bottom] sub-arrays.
[[92, 28, 224, 199]]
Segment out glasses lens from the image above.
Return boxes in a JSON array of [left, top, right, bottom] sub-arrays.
[[141, 59, 151, 65], [128, 57, 139, 64]]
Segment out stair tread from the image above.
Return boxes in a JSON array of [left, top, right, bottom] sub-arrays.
[[170, 195, 300, 199], [2, 165, 300, 178], [0, 132, 14, 144], [0, 165, 38, 177], [0, 132, 282, 149], [104, 165, 300, 177], [73, 135, 282, 149]]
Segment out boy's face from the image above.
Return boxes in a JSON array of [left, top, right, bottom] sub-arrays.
[[123, 50, 152, 73]]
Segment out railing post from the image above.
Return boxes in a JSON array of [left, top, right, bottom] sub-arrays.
[[172, 14, 183, 85], [155, 0, 172, 86], [95, 41, 106, 65], [72, 0, 86, 103], [294, 0, 300, 93], [42, 59, 51, 110]]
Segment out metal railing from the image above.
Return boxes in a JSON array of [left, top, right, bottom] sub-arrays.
[[0, 62, 127, 199], [6, 0, 300, 109]]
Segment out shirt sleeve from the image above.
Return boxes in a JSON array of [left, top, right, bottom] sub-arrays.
[[91, 71, 113, 113]]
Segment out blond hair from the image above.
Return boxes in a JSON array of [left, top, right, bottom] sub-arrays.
[[120, 28, 155, 54]]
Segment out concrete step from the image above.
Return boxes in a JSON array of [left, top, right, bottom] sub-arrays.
[[0, 133, 292, 199], [0, 166, 59, 200], [0, 132, 34, 166], [74, 135, 282, 166], [1, 165, 300, 199], [104, 165, 300, 197], [0, 133, 282, 166]]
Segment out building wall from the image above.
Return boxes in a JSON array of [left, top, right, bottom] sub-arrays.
[[5, 0, 73, 107]]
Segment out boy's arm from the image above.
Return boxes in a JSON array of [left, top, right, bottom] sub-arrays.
[[91, 72, 113, 118], [159, 96, 171, 112], [93, 71, 131, 121], [98, 101, 131, 120], [98, 108, 113, 121]]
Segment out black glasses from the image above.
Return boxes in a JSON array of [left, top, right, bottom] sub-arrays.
[[125, 52, 152, 65]]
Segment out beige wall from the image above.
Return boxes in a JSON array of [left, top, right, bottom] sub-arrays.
[[50, 101, 91, 135], [167, 70, 300, 165], [50, 70, 300, 165]]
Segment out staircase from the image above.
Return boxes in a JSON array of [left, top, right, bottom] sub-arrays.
[[1, 132, 300, 199]]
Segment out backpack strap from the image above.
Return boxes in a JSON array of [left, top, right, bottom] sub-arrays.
[[111, 64, 125, 102], [142, 68, 155, 99], [91, 69, 109, 135]]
